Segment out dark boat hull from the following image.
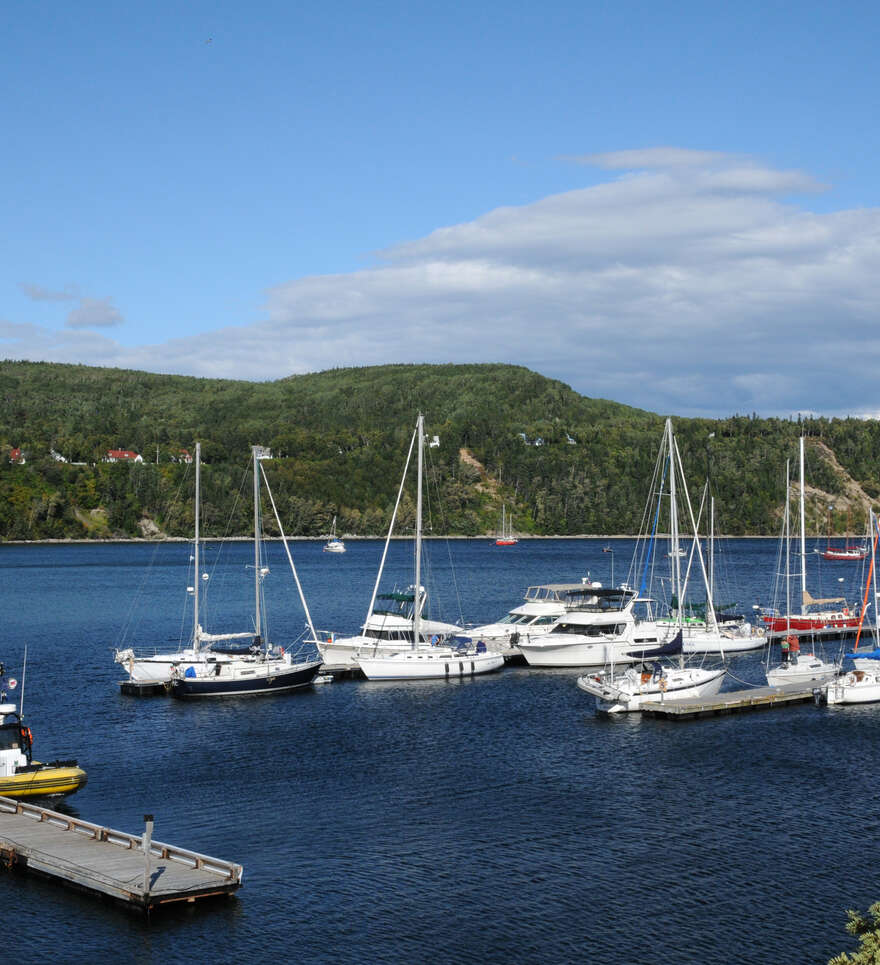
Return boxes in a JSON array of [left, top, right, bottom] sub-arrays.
[[170, 661, 322, 698]]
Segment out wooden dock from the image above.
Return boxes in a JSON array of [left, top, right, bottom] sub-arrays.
[[639, 683, 817, 720], [0, 796, 242, 914]]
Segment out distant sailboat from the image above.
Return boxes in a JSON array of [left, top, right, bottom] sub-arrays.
[[323, 516, 346, 553], [495, 504, 518, 546]]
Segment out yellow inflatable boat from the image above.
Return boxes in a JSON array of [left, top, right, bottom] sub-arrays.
[[0, 695, 87, 799]]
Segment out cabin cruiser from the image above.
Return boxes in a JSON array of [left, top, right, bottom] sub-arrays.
[[463, 582, 593, 652], [518, 587, 668, 668]]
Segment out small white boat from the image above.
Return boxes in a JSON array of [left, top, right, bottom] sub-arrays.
[[766, 650, 839, 687], [577, 662, 726, 713], [817, 668, 880, 705], [323, 516, 346, 553]]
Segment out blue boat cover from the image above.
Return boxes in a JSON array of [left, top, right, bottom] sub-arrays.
[[846, 648, 880, 661]]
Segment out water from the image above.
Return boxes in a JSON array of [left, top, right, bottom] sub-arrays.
[[0, 537, 874, 964]]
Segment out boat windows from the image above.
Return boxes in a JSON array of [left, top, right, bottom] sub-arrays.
[[0, 725, 21, 751], [554, 623, 627, 637]]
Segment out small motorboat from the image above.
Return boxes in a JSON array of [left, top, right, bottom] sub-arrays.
[[0, 665, 87, 799]]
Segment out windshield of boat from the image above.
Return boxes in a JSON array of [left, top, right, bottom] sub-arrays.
[[0, 723, 22, 751], [498, 614, 530, 625]]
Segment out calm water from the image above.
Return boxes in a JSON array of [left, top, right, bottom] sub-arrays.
[[0, 537, 874, 964]]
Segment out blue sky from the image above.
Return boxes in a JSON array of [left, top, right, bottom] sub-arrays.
[[3, 0, 880, 417]]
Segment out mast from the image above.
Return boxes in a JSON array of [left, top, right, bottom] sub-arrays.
[[667, 419, 682, 623], [785, 459, 791, 631], [799, 437, 807, 615], [253, 446, 262, 642], [412, 413, 424, 649], [193, 442, 201, 652]]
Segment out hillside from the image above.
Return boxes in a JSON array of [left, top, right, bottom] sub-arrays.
[[1, 359, 878, 541]]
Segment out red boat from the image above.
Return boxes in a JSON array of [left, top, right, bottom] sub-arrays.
[[762, 591, 859, 631], [821, 545, 868, 561]]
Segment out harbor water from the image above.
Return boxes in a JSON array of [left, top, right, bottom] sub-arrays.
[[0, 537, 875, 964]]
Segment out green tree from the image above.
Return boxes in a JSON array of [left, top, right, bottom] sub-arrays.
[[829, 902, 880, 964]]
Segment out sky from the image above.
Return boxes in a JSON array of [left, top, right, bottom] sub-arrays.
[[3, 0, 880, 419]]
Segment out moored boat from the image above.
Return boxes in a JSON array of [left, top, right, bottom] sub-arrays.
[[0, 664, 87, 799]]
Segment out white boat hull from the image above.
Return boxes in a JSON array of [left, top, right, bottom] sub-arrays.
[[356, 649, 505, 681], [519, 636, 648, 668], [114, 647, 207, 683], [577, 666, 726, 713], [820, 669, 880, 705], [766, 655, 838, 687]]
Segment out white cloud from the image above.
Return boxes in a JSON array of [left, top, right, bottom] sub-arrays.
[[6, 149, 880, 418]]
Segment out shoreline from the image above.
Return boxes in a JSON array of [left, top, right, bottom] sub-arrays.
[[0, 533, 783, 546]]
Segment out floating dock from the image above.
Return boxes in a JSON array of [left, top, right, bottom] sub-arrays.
[[0, 796, 242, 914], [639, 682, 817, 720], [119, 679, 169, 697]]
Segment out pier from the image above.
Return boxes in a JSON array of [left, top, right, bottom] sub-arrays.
[[639, 682, 817, 719], [0, 796, 242, 914]]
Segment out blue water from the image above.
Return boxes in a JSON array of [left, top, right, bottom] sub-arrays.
[[0, 537, 874, 964]]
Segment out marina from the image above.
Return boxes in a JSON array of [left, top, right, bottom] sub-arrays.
[[1, 536, 877, 964]]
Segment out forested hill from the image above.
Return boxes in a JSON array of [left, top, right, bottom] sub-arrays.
[[1, 359, 879, 541]]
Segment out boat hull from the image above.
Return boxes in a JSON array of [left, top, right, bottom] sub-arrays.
[[0, 764, 88, 798], [819, 670, 880, 705], [766, 656, 838, 687], [577, 667, 726, 713], [519, 637, 645, 668], [356, 650, 505, 681], [170, 660, 323, 698]]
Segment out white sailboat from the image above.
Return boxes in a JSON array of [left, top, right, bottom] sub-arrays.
[[576, 632, 726, 713], [114, 442, 243, 684], [170, 445, 322, 697], [323, 516, 346, 553], [764, 445, 840, 688], [355, 414, 505, 681], [816, 512, 880, 705]]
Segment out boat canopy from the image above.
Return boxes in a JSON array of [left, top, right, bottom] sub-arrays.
[[846, 648, 880, 661]]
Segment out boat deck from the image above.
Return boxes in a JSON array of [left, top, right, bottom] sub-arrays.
[[0, 796, 242, 914], [639, 682, 817, 719]]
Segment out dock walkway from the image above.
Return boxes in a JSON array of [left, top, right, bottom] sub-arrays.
[[640, 682, 817, 720], [0, 795, 242, 913]]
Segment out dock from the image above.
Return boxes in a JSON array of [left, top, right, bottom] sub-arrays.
[[0, 796, 242, 914], [119, 679, 169, 696], [639, 682, 817, 719]]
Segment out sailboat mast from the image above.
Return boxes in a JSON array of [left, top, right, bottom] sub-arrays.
[[785, 459, 791, 630], [413, 413, 424, 650], [667, 420, 682, 619], [253, 446, 262, 641], [799, 437, 807, 615], [194, 442, 201, 652]]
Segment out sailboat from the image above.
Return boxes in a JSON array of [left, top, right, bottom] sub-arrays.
[[114, 442, 237, 685], [169, 446, 323, 697], [354, 414, 505, 681], [820, 508, 867, 561], [762, 439, 859, 633], [323, 516, 346, 553], [576, 631, 726, 713], [816, 513, 880, 704], [764, 446, 840, 687], [0, 659, 87, 798], [520, 419, 749, 666], [495, 505, 518, 546]]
